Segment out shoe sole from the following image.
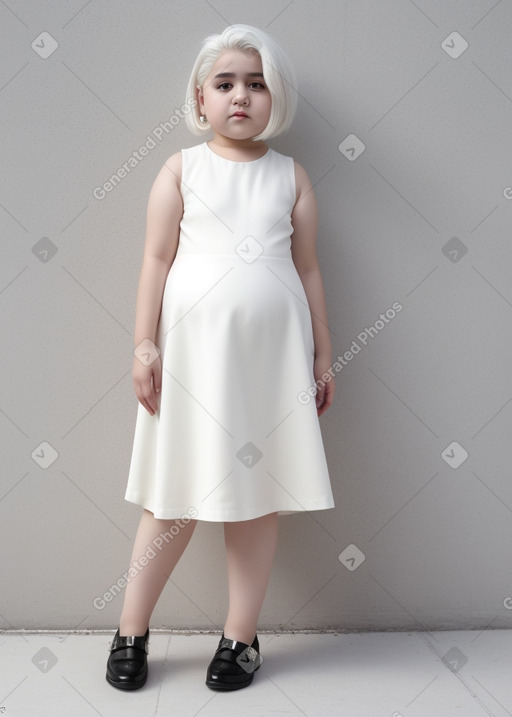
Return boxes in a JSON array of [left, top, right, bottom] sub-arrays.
[[205, 664, 260, 690], [106, 673, 147, 690]]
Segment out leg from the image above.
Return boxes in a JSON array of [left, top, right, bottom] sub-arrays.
[[118, 508, 197, 636], [222, 511, 279, 645]]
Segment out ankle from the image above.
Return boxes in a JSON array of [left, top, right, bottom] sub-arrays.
[[223, 627, 257, 646], [119, 621, 149, 637]]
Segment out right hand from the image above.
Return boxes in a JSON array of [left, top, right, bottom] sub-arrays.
[[132, 354, 162, 416]]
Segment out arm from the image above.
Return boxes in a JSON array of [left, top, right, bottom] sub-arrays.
[[132, 151, 183, 415], [290, 161, 335, 417]]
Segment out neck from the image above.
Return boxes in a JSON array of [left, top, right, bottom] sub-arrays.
[[209, 134, 268, 158]]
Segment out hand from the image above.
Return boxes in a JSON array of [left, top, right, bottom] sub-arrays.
[[313, 354, 335, 417], [132, 353, 162, 416]]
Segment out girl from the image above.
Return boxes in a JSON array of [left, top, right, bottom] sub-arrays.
[[106, 23, 335, 692]]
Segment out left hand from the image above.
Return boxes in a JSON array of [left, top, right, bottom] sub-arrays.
[[313, 354, 336, 417]]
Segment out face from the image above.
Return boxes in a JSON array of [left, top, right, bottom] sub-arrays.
[[197, 49, 272, 142]]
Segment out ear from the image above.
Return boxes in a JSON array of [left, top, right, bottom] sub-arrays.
[[196, 85, 205, 114]]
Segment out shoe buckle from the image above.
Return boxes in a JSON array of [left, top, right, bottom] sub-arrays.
[[111, 633, 149, 654], [219, 637, 236, 650]]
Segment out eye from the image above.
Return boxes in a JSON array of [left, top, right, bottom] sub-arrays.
[[217, 82, 232, 90], [249, 82, 266, 89]]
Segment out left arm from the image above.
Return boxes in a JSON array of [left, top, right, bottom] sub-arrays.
[[290, 161, 335, 417]]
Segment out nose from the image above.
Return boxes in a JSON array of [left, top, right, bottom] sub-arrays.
[[232, 84, 249, 105]]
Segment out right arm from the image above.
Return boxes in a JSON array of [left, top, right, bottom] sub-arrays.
[[132, 151, 183, 415]]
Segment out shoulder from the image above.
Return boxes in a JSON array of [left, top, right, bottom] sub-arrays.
[[147, 150, 183, 211], [149, 150, 182, 197], [162, 150, 183, 185], [293, 160, 314, 203], [158, 142, 209, 186], [268, 151, 313, 203]]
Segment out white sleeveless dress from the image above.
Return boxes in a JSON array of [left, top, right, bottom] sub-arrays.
[[124, 141, 335, 521]]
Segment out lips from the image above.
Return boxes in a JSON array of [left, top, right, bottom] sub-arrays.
[[231, 112, 248, 118]]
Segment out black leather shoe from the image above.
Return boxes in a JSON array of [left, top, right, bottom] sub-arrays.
[[206, 632, 262, 690], [106, 627, 149, 690]]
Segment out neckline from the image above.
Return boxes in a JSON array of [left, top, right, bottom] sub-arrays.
[[204, 141, 271, 164]]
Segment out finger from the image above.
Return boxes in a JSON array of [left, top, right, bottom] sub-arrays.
[[317, 386, 334, 416], [138, 381, 156, 415], [144, 396, 157, 415], [133, 380, 152, 416], [145, 389, 159, 415], [143, 400, 154, 416], [153, 364, 162, 394], [318, 400, 330, 417], [137, 390, 153, 416]]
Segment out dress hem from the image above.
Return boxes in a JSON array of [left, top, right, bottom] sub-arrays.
[[124, 494, 335, 522]]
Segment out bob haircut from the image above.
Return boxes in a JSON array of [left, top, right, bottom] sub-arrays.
[[185, 24, 297, 141]]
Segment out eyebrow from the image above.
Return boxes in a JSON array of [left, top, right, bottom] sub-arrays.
[[213, 72, 264, 79]]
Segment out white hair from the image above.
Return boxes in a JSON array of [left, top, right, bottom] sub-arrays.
[[185, 24, 298, 141]]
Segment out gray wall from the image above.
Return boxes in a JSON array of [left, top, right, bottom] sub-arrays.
[[1, 0, 511, 632]]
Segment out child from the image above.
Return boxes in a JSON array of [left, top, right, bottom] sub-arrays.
[[106, 23, 335, 692]]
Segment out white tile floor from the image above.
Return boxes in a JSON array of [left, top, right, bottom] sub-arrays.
[[0, 629, 510, 716]]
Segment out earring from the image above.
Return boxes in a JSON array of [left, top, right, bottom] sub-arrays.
[[199, 114, 208, 124]]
